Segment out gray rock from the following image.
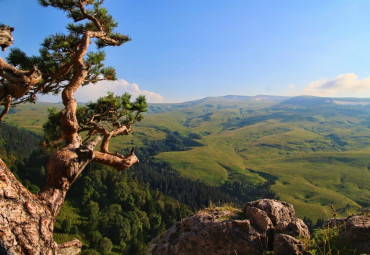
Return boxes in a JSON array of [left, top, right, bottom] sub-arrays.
[[275, 218, 310, 239], [323, 217, 348, 228], [341, 215, 370, 254], [244, 199, 296, 226], [147, 209, 263, 255], [244, 206, 274, 232], [148, 199, 313, 255], [273, 234, 307, 255]]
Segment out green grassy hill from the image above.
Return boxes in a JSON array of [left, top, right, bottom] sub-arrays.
[[147, 96, 370, 220], [2, 102, 63, 134], [3, 95, 370, 220]]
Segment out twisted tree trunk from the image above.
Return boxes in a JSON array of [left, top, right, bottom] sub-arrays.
[[0, 33, 137, 255], [0, 159, 77, 254], [0, 3, 137, 252], [0, 136, 138, 254]]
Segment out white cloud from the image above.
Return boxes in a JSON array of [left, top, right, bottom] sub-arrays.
[[39, 79, 164, 103], [301, 73, 370, 97], [288, 84, 295, 89], [76, 80, 164, 103]]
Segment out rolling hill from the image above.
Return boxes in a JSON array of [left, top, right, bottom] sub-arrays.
[[3, 95, 370, 220]]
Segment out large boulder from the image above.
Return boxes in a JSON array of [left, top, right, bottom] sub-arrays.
[[244, 199, 296, 226], [275, 218, 310, 239], [148, 199, 311, 255], [340, 215, 369, 254], [244, 206, 274, 232], [148, 199, 369, 255], [244, 199, 310, 253], [273, 234, 308, 255], [147, 209, 264, 255]]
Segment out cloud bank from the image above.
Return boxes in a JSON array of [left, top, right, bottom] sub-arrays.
[[301, 73, 370, 97], [39, 80, 164, 103]]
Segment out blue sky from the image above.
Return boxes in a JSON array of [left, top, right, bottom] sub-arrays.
[[2, 0, 370, 103]]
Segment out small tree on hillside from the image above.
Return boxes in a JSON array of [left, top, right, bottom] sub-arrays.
[[0, 1, 147, 253]]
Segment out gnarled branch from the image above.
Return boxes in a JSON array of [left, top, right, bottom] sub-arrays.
[[0, 25, 14, 52], [93, 148, 138, 170], [0, 58, 42, 121]]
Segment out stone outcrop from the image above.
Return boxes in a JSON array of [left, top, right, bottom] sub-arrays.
[[148, 199, 311, 255], [341, 215, 369, 253], [275, 218, 310, 239], [147, 209, 263, 255], [273, 234, 307, 255], [322, 214, 369, 254], [244, 199, 296, 226], [148, 199, 370, 255]]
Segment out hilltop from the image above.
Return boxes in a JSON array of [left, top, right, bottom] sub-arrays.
[[3, 95, 370, 220]]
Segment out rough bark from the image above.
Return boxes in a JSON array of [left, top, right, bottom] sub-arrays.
[[81, 114, 133, 154], [0, 58, 42, 121], [0, 25, 13, 52], [94, 148, 138, 170], [100, 125, 132, 154], [0, 95, 11, 121], [0, 26, 42, 120], [0, 159, 59, 254]]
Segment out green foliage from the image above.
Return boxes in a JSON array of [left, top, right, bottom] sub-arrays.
[[98, 237, 113, 255], [0, 122, 41, 165], [6, 48, 40, 70], [79, 92, 147, 127], [61, 218, 73, 234], [308, 225, 355, 255], [85, 51, 117, 82], [79, 250, 100, 255], [8, 96, 370, 220], [3, 96, 370, 252], [42, 92, 147, 147], [27, 184, 40, 194], [42, 107, 61, 146], [0, 122, 44, 193], [56, 163, 192, 253], [38, 0, 129, 44], [138, 96, 370, 220], [1, 102, 63, 134], [5, 0, 130, 105]]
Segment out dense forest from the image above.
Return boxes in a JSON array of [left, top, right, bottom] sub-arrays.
[[2, 122, 191, 253], [0, 122, 41, 164], [0, 121, 282, 253]]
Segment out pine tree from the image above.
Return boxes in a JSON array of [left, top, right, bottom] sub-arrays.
[[0, 1, 146, 253]]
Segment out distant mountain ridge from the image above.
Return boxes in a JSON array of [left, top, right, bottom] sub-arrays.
[[2, 94, 370, 220], [139, 94, 370, 220], [147, 95, 370, 115]]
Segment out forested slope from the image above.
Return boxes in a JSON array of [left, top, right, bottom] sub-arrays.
[[0, 121, 276, 254], [3, 95, 370, 221], [0, 123, 192, 254]]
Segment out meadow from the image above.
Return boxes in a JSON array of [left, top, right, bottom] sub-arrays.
[[4, 95, 370, 220]]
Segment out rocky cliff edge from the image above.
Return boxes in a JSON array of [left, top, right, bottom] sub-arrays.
[[147, 199, 369, 255]]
